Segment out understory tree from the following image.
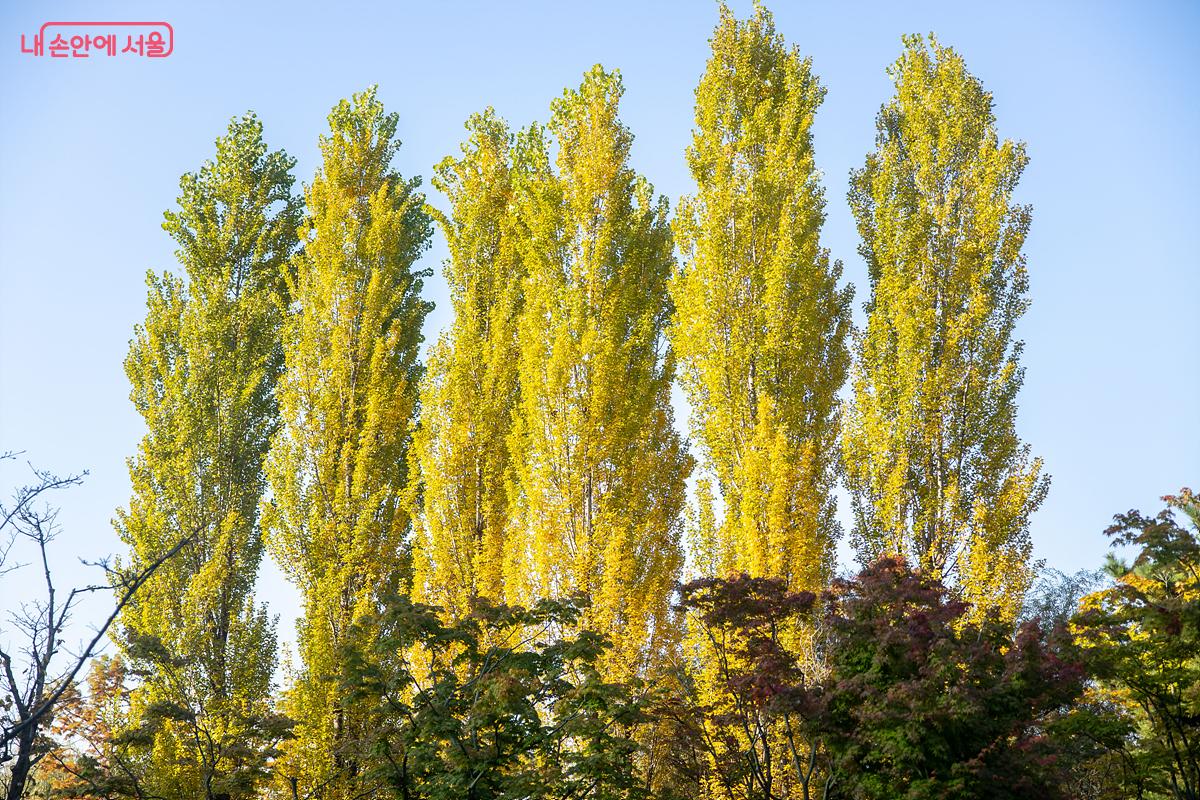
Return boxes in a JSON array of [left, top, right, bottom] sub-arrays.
[[1073, 489, 1200, 799], [820, 558, 1085, 799], [341, 594, 651, 800], [667, 560, 1100, 800], [0, 456, 194, 800], [674, 575, 827, 800]]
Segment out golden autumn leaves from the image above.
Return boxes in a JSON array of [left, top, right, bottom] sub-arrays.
[[262, 88, 433, 793], [672, 4, 852, 597], [114, 7, 1047, 800], [410, 68, 690, 686], [843, 34, 1049, 623]]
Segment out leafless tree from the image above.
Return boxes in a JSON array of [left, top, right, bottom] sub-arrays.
[[0, 452, 193, 799]]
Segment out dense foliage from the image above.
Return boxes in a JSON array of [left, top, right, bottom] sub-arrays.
[[819, 559, 1084, 799], [340, 595, 650, 800], [842, 35, 1048, 624], [2, 5, 1192, 800], [1073, 489, 1200, 798]]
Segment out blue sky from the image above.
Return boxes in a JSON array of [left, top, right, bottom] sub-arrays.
[[1, 1, 1197, 647]]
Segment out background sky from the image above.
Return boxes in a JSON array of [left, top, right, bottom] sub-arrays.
[[1, 1, 1197, 656]]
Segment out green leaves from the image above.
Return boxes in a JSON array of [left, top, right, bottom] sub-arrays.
[[114, 113, 298, 798], [1073, 489, 1200, 798], [341, 594, 650, 800]]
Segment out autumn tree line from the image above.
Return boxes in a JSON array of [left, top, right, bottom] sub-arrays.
[[3, 6, 1197, 800]]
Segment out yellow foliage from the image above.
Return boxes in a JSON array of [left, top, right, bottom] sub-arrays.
[[504, 66, 691, 679], [843, 35, 1048, 623], [407, 109, 523, 619], [670, 3, 851, 594], [263, 87, 432, 798]]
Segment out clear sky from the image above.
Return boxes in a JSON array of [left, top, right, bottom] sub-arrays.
[[1, 1, 1197, 649]]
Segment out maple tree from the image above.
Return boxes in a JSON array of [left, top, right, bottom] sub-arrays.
[[1073, 489, 1200, 799]]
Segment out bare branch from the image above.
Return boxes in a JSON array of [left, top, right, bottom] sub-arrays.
[[0, 527, 198, 752]]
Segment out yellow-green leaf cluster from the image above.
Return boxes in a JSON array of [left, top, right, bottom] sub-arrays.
[[671, 3, 852, 593], [263, 87, 432, 797], [406, 109, 523, 619], [115, 113, 298, 798], [506, 66, 691, 678], [843, 35, 1048, 622]]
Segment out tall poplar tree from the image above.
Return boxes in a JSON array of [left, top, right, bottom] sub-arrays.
[[263, 87, 432, 796], [843, 35, 1048, 622], [507, 66, 691, 678], [670, 4, 852, 592], [116, 114, 299, 798], [407, 109, 523, 618], [668, 11, 853, 796]]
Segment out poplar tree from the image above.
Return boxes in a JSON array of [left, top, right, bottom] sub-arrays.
[[115, 114, 299, 798], [670, 4, 852, 592], [407, 109, 523, 618], [668, 9, 854, 798], [843, 35, 1048, 622], [507, 66, 691, 678], [263, 87, 432, 796]]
